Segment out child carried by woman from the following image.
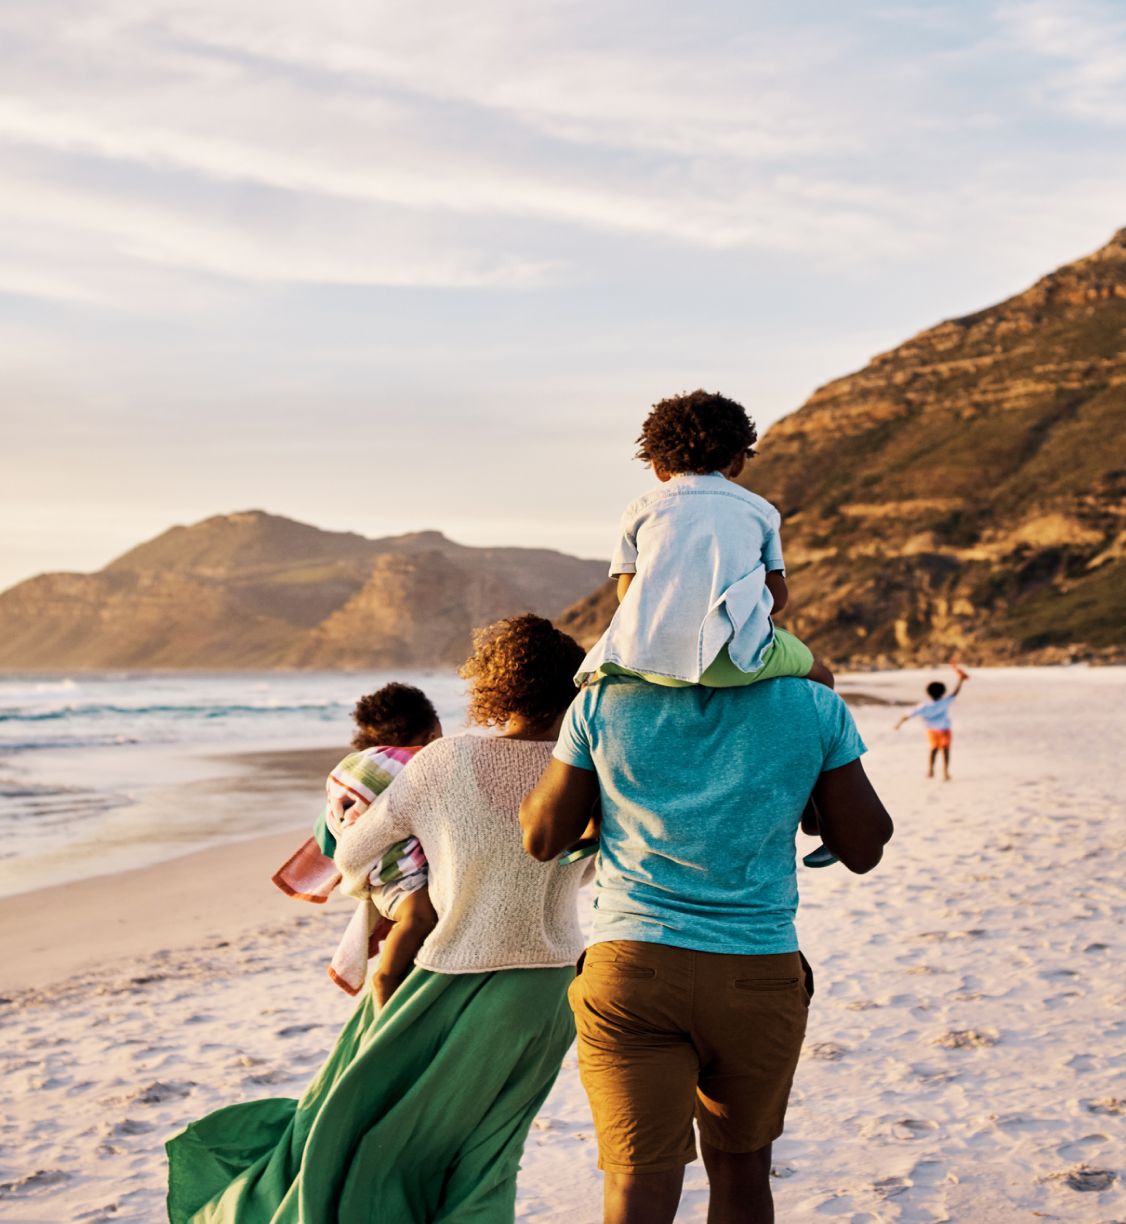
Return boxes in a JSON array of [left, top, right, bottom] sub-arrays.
[[272, 682, 442, 1003]]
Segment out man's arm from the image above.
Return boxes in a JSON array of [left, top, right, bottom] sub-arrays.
[[616, 572, 635, 602], [520, 759, 601, 861], [811, 758, 893, 874], [765, 570, 788, 614]]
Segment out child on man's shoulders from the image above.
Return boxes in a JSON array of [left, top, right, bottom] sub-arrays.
[[577, 389, 838, 865]]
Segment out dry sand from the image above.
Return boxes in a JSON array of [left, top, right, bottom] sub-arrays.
[[0, 669, 1122, 1222]]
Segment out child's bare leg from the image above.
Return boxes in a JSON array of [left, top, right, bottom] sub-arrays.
[[927, 748, 937, 778], [942, 747, 951, 781], [372, 889, 438, 1007], [807, 659, 835, 689]]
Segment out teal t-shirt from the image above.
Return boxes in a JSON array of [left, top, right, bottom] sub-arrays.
[[553, 676, 866, 954]]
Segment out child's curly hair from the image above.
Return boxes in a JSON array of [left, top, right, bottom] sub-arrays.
[[636, 389, 758, 474], [352, 682, 440, 750], [460, 613, 583, 730]]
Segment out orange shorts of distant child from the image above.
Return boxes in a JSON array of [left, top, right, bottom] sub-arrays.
[[927, 728, 952, 749]]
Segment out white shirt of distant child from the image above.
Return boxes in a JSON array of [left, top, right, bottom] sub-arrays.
[[906, 694, 957, 731]]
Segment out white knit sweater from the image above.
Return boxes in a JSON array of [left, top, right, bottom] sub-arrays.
[[334, 735, 590, 974]]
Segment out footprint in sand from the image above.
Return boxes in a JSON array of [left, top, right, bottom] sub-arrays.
[[106, 1118, 155, 1137], [112, 1079, 195, 1106], [1056, 1134, 1110, 1161], [932, 1028, 998, 1049], [0, 1168, 72, 1197], [912, 1064, 960, 1085], [890, 1118, 939, 1141], [1044, 1164, 1119, 1192], [277, 1023, 320, 1038], [872, 1175, 909, 1198], [243, 1067, 292, 1086], [1083, 1098, 1124, 1116], [807, 1042, 848, 1061]]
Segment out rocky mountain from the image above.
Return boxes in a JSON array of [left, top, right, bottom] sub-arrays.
[[559, 229, 1126, 665], [0, 512, 605, 670]]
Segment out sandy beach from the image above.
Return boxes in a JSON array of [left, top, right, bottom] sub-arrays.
[[1, 668, 1123, 1222]]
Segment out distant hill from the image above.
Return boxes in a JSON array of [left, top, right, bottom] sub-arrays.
[[559, 228, 1126, 665], [0, 512, 606, 670]]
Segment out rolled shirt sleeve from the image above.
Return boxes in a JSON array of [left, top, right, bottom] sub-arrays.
[[812, 686, 868, 772], [552, 692, 596, 772], [609, 507, 640, 577], [761, 512, 785, 574]]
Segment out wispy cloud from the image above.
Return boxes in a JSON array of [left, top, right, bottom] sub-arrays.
[[0, 0, 937, 305], [2, 1, 1126, 589], [999, 0, 1126, 125]]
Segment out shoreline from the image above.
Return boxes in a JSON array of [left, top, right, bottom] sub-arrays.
[[0, 742, 346, 902], [0, 824, 351, 995]]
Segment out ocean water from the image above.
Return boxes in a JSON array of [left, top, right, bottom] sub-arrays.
[[0, 672, 468, 898]]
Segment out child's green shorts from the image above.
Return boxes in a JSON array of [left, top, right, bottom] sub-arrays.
[[593, 628, 814, 689]]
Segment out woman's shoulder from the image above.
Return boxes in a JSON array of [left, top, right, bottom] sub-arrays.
[[440, 734, 553, 779]]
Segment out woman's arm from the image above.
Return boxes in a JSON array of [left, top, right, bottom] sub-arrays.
[[335, 764, 420, 899]]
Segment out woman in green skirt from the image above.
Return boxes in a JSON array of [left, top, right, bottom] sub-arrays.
[[167, 615, 592, 1223]]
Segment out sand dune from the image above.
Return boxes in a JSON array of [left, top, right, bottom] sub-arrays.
[[0, 669, 1122, 1222]]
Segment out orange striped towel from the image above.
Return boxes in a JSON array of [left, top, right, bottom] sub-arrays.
[[271, 837, 341, 904]]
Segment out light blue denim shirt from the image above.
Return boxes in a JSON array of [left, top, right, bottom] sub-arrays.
[[577, 472, 785, 683]]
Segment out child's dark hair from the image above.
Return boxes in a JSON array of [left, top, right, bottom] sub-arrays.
[[352, 682, 439, 750], [926, 681, 947, 701], [636, 389, 758, 474]]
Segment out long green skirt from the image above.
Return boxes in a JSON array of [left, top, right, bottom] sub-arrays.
[[166, 966, 576, 1223]]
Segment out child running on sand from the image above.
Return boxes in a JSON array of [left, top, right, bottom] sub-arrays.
[[577, 388, 839, 866], [895, 664, 970, 780], [273, 682, 442, 1004]]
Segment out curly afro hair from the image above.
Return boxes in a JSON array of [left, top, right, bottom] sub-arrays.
[[351, 682, 440, 750], [460, 613, 583, 730], [636, 389, 757, 474]]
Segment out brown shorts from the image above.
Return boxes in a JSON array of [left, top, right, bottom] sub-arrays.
[[568, 941, 809, 1173]]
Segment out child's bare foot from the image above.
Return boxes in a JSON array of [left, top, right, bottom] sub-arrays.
[[802, 844, 838, 868]]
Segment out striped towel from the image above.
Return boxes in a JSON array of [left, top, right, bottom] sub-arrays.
[[272, 745, 422, 900], [270, 744, 427, 995]]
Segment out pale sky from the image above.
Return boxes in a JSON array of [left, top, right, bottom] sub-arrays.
[[3, 0, 1125, 589]]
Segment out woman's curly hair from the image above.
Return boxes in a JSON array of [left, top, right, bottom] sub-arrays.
[[351, 682, 440, 750], [460, 613, 583, 730], [636, 389, 757, 474]]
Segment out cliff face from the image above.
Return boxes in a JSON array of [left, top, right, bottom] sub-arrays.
[[0, 512, 606, 670], [559, 229, 1126, 664]]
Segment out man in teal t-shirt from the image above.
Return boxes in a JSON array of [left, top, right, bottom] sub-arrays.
[[521, 676, 893, 1224]]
